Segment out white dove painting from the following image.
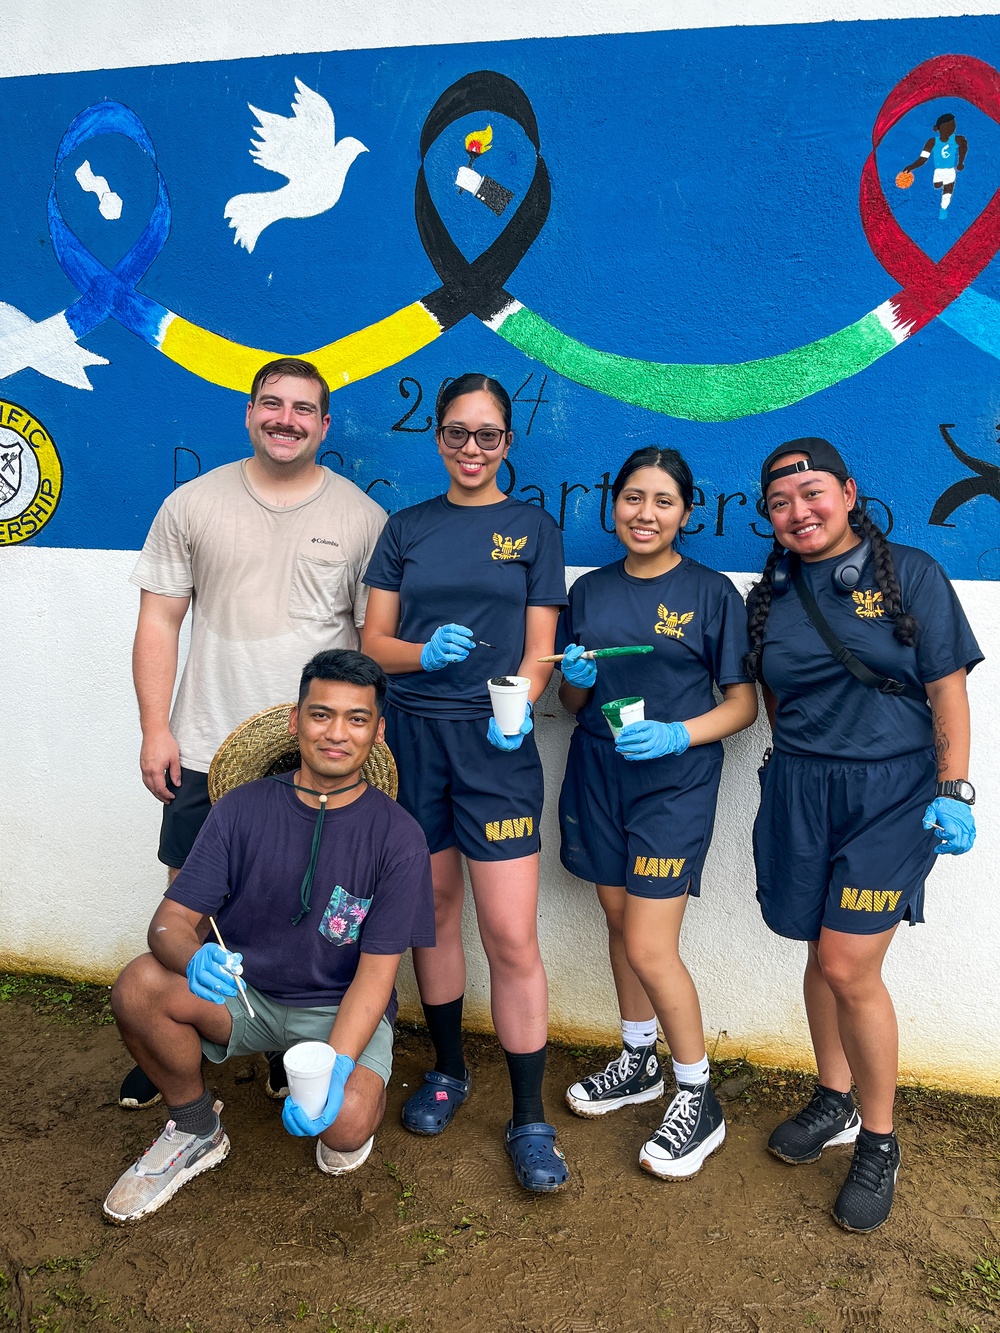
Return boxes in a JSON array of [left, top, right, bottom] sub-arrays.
[[224, 79, 368, 254]]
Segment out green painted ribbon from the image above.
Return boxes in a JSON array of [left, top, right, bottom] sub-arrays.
[[493, 304, 900, 423]]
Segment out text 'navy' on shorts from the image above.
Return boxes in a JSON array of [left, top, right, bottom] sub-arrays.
[[383, 705, 543, 862], [753, 747, 938, 940], [558, 726, 722, 899]]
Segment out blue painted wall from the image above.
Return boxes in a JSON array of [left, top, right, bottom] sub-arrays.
[[2, 15, 1000, 574]]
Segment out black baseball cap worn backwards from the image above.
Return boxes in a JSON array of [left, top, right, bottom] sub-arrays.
[[760, 438, 851, 498]]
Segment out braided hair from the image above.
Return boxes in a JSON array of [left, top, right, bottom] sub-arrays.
[[744, 503, 918, 681]]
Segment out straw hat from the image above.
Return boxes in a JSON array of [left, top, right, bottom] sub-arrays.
[[207, 703, 398, 804]]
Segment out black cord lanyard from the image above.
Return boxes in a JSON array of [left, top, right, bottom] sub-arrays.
[[270, 774, 364, 925]]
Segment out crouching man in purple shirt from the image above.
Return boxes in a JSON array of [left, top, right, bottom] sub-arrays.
[[104, 649, 435, 1223]]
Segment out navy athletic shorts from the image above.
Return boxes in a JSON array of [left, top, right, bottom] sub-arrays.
[[157, 767, 212, 869], [558, 727, 723, 899], [383, 705, 543, 862], [753, 747, 938, 940]]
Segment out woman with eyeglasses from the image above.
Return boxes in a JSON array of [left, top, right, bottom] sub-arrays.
[[361, 373, 569, 1192], [556, 446, 757, 1180]]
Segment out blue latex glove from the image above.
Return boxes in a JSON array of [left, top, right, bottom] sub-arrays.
[[282, 1054, 356, 1136], [420, 624, 476, 672], [185, 943, 242, 1004], [561, 643, 598, 689], [922, 797, 976, 855], [616, 719, 691, 761], [487, 700, 533, 751]]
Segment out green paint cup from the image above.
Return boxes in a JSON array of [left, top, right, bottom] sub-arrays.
[[601, 696, 645, 739]]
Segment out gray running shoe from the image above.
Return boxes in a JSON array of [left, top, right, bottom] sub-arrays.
[[103, 1100, 229, 1223], [833, 1130, 900, 1233], [639, 1081, 726, 1179], [566, 1045, 664, 1117], [316, 1135, 375, 1176], [768, 1085, 860, 1164]]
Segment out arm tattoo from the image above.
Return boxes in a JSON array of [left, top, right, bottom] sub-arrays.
[[933, 713, 951, 773]]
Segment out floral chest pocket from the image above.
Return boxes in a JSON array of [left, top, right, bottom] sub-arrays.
[[319, 885, 373, 947]]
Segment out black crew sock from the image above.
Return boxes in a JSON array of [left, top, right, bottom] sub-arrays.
[[818, 1084, 855, 1108], [422, 996, 467, 1080], [503, 1045, 546, 1127], [167, 1090, 218, 1137], [859, 1126, 896, 1145]]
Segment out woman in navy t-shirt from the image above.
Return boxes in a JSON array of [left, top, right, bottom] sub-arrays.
[[362, 373, 570, 1192], [747, 437, 981, 1234], [557, 446, 757, 1180]]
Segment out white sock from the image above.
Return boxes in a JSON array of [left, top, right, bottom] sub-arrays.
[[622, 1018, 658, 1050], [672, 1054, 710, 1086], [941, 192, 953, 209]]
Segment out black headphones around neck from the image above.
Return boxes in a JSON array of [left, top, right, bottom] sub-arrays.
[[772, 538, 871, 596]]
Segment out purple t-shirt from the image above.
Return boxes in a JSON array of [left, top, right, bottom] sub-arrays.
[[166, 778, 435, 1022]]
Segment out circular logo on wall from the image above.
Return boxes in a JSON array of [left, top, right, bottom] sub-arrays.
[[0, 400, 63, 545]]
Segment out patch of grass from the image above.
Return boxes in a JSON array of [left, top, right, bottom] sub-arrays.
[[383, 1160, 417, 1219], [0, 973, 114, 1026], [927, 1247, 1000, 1323], [324, 1308, 407, 1333], [0, 1269, 14, 1327]]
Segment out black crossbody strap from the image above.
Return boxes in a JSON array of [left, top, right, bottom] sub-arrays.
[[790, 560, 927, 705]]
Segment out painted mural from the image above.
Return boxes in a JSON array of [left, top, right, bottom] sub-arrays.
[[2, 17, 1000, 573]]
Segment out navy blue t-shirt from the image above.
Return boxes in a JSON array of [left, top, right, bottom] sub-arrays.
[[165, 778, 435, 1021], [762, 542, 983, 760], [557, 557, 752, 754], [364, 495, 567, 718]]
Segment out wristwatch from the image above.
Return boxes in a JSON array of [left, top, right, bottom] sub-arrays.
[[935, 780, 975, 805]]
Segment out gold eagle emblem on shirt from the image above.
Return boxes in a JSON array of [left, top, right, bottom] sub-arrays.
[[655, 604, 695, 638], [491, 533, 528, 561], [852, 589, 885, 620]]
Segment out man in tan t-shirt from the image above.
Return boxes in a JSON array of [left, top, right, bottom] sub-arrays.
[[123, 356, 386, 1108]]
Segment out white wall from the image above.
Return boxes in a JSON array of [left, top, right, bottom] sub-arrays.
[[3, 0, 999, 1094], [4, 545, 998, 1093]]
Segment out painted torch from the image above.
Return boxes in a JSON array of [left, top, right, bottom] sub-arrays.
[[455, 124, 515, 216]]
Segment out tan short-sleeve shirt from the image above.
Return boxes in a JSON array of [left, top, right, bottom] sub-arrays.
[[131, 460, 387, 771]]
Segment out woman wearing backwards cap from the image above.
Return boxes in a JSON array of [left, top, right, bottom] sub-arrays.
[[746, 438, 982, 1234]]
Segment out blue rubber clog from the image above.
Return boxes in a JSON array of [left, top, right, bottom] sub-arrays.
[[504, 1120, 569, 1192], [401, 1069, 470, 1135]]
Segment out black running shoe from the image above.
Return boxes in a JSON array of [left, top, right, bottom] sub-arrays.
[[833, 1129, 900, 1233], [565, 1044, 664, 1117], [639, 1080, 726, 1179], [118, 1064, 162, 1110], [264, 1051, 289, 1100], [767, 1085, 860, 1164]]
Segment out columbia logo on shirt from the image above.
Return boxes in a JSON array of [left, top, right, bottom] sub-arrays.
[[485, 816, 534, 841], [852, 589, 884, 620], [840, 886, 902, 912], [634, 856, 687, 878], [491, 533, 528, 561]]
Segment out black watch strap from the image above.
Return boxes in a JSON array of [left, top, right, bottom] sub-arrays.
[[935, 780, 975, 805]]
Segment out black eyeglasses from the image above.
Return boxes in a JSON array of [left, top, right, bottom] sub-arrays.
[[437, 425, 508, 451]]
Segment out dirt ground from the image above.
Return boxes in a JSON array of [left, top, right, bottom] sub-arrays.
[[2, 978, 999, 1333]]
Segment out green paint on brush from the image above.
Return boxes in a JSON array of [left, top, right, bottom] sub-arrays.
[[496, 305, 900, 421], [588, 645, 654, 659]]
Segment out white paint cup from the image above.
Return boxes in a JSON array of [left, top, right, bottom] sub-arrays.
[[602, 695, 645, 739], [283, 1041, 336, 1119], [487, 675, 531, 736]]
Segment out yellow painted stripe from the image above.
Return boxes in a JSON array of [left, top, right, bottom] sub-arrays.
[[160, 301, 442, 393]]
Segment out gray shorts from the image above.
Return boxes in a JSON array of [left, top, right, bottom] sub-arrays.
[[200, 983, 394, 1085]]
